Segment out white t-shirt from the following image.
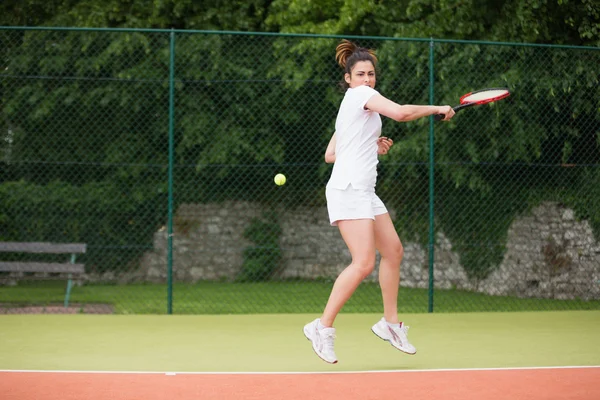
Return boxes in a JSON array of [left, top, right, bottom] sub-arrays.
[[327, 85, 382, 191]]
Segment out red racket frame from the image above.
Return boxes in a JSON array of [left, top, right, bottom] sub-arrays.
[[435, 87, 511, 121], [459, 87, 511, 105]]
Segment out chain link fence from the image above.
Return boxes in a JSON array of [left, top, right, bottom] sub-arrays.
[[1, 27, 599, 314]]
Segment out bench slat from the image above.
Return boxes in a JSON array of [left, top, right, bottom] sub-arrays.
[[0, 242, 86, 254], [0, 262, 85, 274]]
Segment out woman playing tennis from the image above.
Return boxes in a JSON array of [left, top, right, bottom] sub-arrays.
[[303, 39, 455, 364]]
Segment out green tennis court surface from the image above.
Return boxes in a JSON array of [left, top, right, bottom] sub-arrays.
[[1, 311, 598, 372]]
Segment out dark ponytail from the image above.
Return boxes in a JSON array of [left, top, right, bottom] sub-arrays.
[[335, 39, 378, 89]]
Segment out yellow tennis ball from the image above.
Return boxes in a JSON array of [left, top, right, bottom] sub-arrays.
[[274, 173, 286, 186]]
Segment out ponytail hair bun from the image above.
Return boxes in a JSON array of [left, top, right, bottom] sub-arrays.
[[335, 39, 378, 72]]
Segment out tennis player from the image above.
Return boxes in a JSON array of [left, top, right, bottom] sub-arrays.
[[303, 39, 455, 364]]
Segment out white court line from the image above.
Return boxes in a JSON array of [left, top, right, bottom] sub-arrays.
[[0, 365, 599, 375]]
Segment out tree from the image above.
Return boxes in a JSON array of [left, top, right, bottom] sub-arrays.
[[266, 0, 600, 277], [1, 0, 598, 277]]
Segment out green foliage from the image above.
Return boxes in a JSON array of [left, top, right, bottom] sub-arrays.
[[1, 1, 599, 281], [2, 0, 598, 46], [0, 0, 71, 26], [0, 0, 272, 31], [555, 167, 600, 238], [238, 211, 282, 282], [0, 180, 165, 272], [267, 0, 600, 46]]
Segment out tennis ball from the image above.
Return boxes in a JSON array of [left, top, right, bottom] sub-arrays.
[[274, 173, 286, 186]]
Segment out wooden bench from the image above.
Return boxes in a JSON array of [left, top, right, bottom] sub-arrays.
[[0, 242, 86, 308]]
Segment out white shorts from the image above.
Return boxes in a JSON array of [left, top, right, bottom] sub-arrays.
[[326, 184, 388, 226]]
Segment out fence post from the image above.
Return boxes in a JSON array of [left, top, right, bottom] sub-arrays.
[[167, 29, 176, 314], [428, 38, 435, 313]]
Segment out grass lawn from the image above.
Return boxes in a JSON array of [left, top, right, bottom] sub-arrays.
[[1, 280, 599, 314]]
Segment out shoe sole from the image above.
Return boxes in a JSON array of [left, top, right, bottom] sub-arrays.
[[371, 326, 417, 355], [303, 326, 338, 364]]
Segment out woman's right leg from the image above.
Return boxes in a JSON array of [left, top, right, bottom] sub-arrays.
[[320, 218, 376, 327]]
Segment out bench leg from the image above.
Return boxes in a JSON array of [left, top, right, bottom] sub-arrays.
[[64, 275, 74, 308], [64, 253, 78, 309]]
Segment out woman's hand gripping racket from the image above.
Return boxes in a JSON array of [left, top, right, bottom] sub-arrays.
[[435, 87, 511, 121]]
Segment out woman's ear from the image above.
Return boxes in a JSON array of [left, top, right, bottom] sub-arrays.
[[344, 73, 351, 85]]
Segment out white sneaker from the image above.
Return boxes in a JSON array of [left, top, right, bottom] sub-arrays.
[[303, 318, 338, 364], [371, 317, 417, 355]]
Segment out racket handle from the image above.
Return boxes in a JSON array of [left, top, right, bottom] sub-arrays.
[[434, 105, 462, 121]]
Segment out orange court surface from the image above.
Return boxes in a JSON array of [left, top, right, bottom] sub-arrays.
[[2, 367, 600, 400]]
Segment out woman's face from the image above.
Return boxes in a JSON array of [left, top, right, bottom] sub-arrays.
[[345, 60, 376, 89]]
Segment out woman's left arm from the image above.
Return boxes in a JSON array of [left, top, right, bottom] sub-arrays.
[[377, 136, 393, 155]]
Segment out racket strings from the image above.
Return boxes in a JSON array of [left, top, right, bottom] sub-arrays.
[[461, 89, 509, 103]]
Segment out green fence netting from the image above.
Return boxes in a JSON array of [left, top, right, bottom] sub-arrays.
[[1, 27, 599, 314]]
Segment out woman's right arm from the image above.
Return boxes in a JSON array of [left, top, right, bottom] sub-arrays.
[[325, 132, 336, 163], [366, 95, 455, 122]]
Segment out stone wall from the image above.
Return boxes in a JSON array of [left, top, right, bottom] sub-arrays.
[[479, 203, 600, 300], [138, 201, 600, 300]]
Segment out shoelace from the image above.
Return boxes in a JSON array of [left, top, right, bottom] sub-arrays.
[[321, 331, 336, 352], [389, 323, 410, 334], [390, 324, 410, 343]]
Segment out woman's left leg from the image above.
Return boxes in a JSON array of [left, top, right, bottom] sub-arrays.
[[373, 212, 404, 324]]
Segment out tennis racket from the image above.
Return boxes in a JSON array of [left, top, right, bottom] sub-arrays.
[[434, 87, 511, 121]]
